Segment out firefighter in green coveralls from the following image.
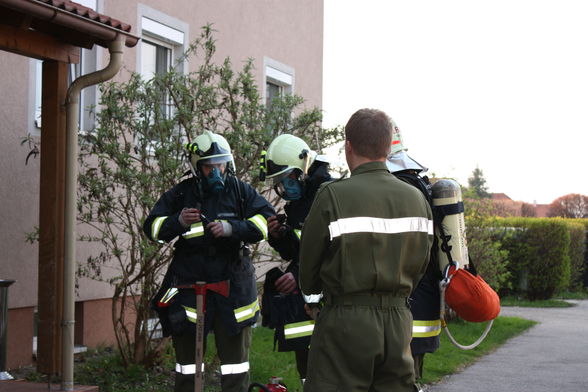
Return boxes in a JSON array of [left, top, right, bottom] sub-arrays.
[[299, 109, 434, 391]]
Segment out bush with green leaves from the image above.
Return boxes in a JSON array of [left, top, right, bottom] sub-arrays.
[[76, 25, 342, 367], [558, 218, 587, 291], [462, 198, 511, 292], [494, 218, 571, 300]]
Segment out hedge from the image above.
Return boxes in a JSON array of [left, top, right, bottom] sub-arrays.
[[491, 218, 571, 300], [557, 219, 587, 291]]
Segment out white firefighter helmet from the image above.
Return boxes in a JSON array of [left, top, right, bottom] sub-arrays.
[[385, 119, 428, 173], [390, 118, 406, 155], [262, 134, 316, 185], [185, 131, 235, 172]]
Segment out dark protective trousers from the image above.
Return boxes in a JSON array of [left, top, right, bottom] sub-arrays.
[[412, 353, 425, 381], [303, 295, 419, 392], [173, 313, 252, 392]]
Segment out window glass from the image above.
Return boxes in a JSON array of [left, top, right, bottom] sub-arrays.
[[266, 82, 283, 108], [34, 60, 42, 129]]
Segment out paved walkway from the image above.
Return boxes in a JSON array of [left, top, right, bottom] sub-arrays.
[[426, 300, 588, 392]]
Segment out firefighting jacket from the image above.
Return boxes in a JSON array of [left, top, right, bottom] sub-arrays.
[[144, 175, 275, 337], [394, 169, 442, 355], [299, 161, 434, 299], [262, 162, 331, 351]]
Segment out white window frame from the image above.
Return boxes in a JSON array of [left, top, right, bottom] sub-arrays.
[[136, 6, 188, 150], [29, 0, 101, 135], [137, 5, 188, 76], [264, 57, 295, 107], [139, 36, 174, 81]]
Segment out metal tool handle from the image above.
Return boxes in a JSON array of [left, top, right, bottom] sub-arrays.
[[195, 284, 205, 392]]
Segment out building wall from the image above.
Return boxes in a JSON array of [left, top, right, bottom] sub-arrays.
[[0, 53, 40, 310], [75, 298, 122, 348], [0, 0, 323, 367], [6, 307, 35, 369]]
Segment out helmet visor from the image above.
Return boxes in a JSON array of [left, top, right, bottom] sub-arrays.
[[265, 159, 289, 182], [270, 168, 296, 186], [199, 154, 232, 165]]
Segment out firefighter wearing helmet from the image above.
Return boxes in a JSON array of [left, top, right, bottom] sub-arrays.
[[386, 120, 442, 382], [259, 134, 332, 385], [144, 130, 275, 392]]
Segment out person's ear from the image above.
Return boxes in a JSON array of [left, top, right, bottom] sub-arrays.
[[344, 140, 352, 155]]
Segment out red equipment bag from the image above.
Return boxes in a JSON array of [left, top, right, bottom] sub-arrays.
[[444, 264, 500, 323]]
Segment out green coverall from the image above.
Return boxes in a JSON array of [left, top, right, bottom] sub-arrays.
[[299, 161, 433, 392]]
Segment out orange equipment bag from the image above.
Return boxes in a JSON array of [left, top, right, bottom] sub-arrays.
[[444, 264, 500, 323]]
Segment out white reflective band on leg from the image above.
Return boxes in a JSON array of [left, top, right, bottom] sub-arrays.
[[412, 320, 442, 338], [220, 361, 249, 375], [284, 323, 314, 338], [234, 299, 260, 323], [175, 363, 204, 374], [328, 216, 433, 240], [183, 307, 197, 323]]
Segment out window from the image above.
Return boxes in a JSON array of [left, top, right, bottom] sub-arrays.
[[33, 60, 42, 130], [137, 7, 188, 143], [140, 39, 172, 80], [30, 0, 99, 134], [140, 37, 173, 120], [266, 82, 282, 108], [69, 47, 99, 133], [264, 57, 295, 109], [138, 7, 187, 77]]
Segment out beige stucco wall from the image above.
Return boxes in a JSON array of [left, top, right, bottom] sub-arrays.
[[0, 0, 323, 310], [0, 53, 40, 309]]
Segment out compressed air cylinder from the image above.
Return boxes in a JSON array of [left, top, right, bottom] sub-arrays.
[[431, 179, 469, 271]]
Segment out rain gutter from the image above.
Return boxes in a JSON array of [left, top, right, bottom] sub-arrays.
[[62, 36, 124, 391], [1, 0, 139, 47]]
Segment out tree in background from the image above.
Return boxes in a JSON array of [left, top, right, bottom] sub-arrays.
[[547, 193, 588, 218], [521, 202, 537, 217], [466, 166, 491, 198], [76, 26, 343, 367]]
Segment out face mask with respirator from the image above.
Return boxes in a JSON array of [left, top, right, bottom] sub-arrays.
[[276, 176, 302, 201], [205, 166, 225, 194]]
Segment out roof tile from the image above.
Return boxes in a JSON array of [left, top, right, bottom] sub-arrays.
[[40, 0, 132, 33]]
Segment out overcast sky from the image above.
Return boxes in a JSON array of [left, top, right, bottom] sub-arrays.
[[322, 0, 588, 205]]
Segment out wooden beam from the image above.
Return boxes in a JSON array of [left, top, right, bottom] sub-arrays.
[[0, 24, 79, 63], [37, 60, 68, 375]]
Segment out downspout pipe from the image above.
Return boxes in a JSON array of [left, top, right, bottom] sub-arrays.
[[62, 36, 124, 391]]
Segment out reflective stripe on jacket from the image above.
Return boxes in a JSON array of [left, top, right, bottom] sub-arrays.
[[300, 161, 434, 299]]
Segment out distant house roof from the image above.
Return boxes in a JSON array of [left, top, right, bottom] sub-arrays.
[[491, 193, 513, 201]]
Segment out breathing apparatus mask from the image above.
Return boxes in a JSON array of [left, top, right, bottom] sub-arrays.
[[202, 164, 227, 194], [274, 170, 303, 201]]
